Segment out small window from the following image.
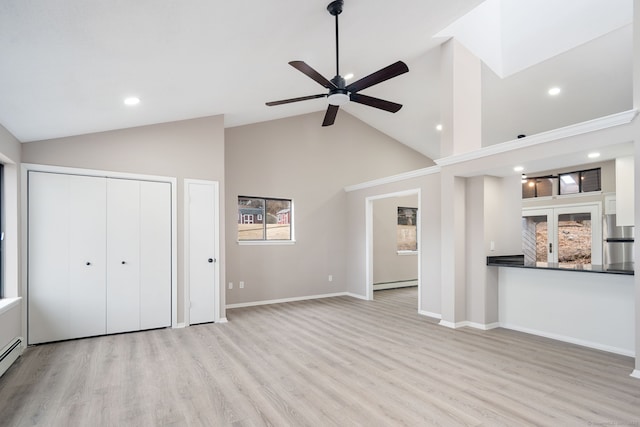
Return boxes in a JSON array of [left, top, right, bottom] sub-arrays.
[[397, 207, 417, 252], [238, 196, 292, 241], [559, 168, 601, 195], [522, 177, 554, 199]]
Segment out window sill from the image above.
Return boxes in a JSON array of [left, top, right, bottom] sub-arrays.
[[238, 240, 296, 246], [0, 297, 21, 316], [397, 250, 418, 256]]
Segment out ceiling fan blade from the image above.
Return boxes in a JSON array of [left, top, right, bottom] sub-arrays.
[[349, 93, 402, 113], [346, 61, 409, 93], [289, 61, 337, 89], [266, 94, 327, 107], [322, 105, 339, 126]]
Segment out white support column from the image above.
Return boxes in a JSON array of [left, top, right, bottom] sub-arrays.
[[440, 172, 467, 327], [440, 38, 483, 158]]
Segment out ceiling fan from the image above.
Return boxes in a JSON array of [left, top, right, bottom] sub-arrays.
[[265, 0, 409, 127]]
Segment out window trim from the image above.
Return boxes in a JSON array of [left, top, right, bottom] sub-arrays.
[[237, 195, 295, 244]]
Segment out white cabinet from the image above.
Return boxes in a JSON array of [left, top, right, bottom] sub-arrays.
[[28, 172, 171, 344]]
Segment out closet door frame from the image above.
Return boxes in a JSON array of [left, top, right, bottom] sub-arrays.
[[21, 163, 178, 341]]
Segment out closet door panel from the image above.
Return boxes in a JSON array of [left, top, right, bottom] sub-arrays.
[[106, 179, 140, 334], [28, 172, 71, 344], [139, 181, 172, 329], [67, 175, 107, 339]]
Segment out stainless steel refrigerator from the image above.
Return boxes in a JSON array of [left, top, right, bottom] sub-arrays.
[[603, 214, 634, 271]]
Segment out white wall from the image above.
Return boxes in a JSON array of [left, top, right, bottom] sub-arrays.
[[225, 111, 433, 305], [499, 267, 635, 356], [21, 116, 225, 323], [346, 170, 442, 316]]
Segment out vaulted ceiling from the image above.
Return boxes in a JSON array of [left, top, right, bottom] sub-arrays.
[[0, 0, 633, 160]]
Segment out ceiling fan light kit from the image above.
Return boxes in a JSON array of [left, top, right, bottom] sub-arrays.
[[266, 0, 409, 126]]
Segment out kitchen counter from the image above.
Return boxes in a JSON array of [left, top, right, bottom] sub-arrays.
[[487, 255, 634, 275]]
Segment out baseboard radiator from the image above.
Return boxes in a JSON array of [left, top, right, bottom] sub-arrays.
[[0, 337, 23, 378]]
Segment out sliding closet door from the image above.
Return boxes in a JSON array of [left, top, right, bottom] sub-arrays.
[[139, 181, 171, 329], [28, 172, 107, 344], [106, 179, 141, 334]]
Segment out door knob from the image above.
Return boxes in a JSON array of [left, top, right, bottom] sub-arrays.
[[208, 258, 214, 263]]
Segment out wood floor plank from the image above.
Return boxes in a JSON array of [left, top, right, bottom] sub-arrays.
[[1, 287, 639, 426]]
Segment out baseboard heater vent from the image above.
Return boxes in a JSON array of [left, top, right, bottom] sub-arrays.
[[0, 337, 23, 378]]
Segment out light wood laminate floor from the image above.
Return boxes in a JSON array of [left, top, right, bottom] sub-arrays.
[[1, 287, 639, 426]]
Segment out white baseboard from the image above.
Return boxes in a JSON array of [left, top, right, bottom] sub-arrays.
[[419, 310, 441, 320], [630, 370, 640, 380], [468, 321, 500, 331], [439, 320, 469, 329], [226, 292, 350, 309], [373, 280, 417, 291], [173, 322, 186, 329], [216, 318, 228, 323], [500, 323, 635, 357]]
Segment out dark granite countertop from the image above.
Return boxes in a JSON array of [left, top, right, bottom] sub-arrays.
[[486, 255, 634, 275]]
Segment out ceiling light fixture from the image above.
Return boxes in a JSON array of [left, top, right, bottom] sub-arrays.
[[513, 166, 524, 172], [588, 152, 601, 159], [548, 87, 561, 96], [124, 96, 140, 106], [435, 124, 443, 131]]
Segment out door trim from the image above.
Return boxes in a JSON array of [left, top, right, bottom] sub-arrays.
[[365, 188, 421, 312], [183, 179, 223, 326], [21, 163, 179, 337]]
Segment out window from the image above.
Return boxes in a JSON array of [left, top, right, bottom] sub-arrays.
[[559, 168, 601, 195], [522, 167, 601, 199], [237, 196, 292, 241], [397, 207, 417, 252]]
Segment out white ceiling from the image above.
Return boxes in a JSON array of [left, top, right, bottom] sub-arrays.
[[0, 0, 633, 160]]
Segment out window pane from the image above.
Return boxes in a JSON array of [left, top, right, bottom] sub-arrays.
[[535, 178, 553, 197], [397, 207, 417, 251], [265, 199, 291, 240], [559, 172, 580, 194], [557, 212, 591, 266], [522, 180, 536, 198], [238, 197, 265, 240], [581, 169, 601, 192], [522, 215, 548, 264]]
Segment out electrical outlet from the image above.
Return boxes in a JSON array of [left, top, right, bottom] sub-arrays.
[[228, 282, 233, 289], [328, 275, 333, 282], [239, 281, 245, 289]]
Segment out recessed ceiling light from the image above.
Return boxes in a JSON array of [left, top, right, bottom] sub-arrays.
[[344, 73, 354, 80], [124, 96, 140, 106], [435, 124, 443, 131], [588, 152, 601, 159], [548, 87, 561, 96], [513, 166, 524, 172]]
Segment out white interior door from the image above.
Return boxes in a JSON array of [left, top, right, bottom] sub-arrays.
[[28, 172, 107, 344], [186, 180, 218, 325], [139, 180, 172, 329], [106, 178, 141, 334]]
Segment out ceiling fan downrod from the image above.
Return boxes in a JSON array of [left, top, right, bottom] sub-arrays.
[[327, 0, 344, 78]]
